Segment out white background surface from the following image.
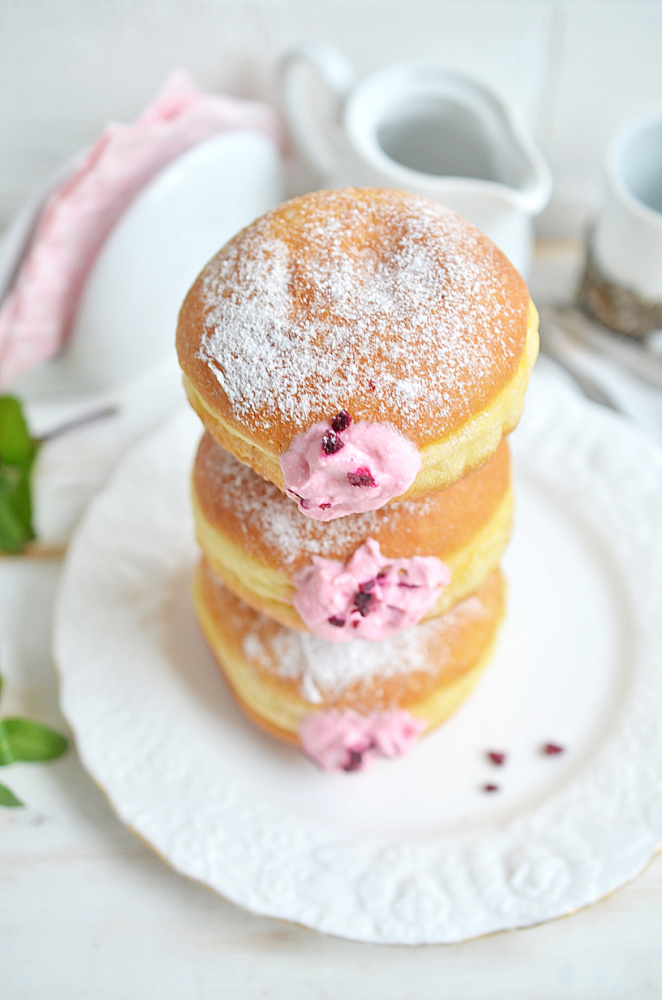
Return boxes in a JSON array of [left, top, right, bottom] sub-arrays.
[[3, 2, 662, 993]]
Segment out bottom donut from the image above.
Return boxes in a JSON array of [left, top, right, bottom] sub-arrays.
[[193, 558, 506, 770]]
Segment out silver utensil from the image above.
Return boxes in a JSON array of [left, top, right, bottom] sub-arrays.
[[538, 316, 623, 412], [540, 302, 662, 390]]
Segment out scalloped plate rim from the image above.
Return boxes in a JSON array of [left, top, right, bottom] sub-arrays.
[[53, 367, 662, 944]]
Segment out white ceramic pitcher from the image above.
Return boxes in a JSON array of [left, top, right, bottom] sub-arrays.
[[280, 43, 551, 277]]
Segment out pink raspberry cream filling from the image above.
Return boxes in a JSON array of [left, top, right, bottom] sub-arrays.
[[293, 538, 451, 642], [279, 412, 422, 520], [300, 708, 426, 772]]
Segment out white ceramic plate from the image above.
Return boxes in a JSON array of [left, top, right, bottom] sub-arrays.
[[54, 368, 662, 944]]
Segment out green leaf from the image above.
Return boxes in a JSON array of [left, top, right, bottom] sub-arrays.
[[0, 718, 68, 763], [0, 396, 38, 465], [0, 395, 39, 554], [0, 472, 35, 553], [0, 719, 13, 765], [0, 781, 23, 807]]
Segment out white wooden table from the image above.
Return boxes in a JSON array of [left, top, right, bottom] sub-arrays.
[[2, 246, 662, 998]]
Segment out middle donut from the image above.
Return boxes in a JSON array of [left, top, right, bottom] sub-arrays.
[[193, 432, 513, 642]]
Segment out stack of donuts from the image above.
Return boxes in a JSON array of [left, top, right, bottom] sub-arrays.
[[176, 187, 538, 771]]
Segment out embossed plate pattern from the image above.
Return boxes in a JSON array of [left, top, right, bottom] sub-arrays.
[[55, 368, 662, 944]]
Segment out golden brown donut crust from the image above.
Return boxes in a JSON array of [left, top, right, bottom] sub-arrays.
[[193, 432, 511, 574], [177, 188, 531, 461], [193, 560, 506, 744]]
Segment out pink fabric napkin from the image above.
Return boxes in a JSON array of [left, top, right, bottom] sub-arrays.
[[0, 70, 282, 388]]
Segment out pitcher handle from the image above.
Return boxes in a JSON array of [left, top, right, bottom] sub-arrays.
[[279, 43, 357, 180]]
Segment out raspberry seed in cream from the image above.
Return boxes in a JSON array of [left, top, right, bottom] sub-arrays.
[[293, 537, 451, 641], [280, 415, 422, 520], [299, 708, 426, 772]]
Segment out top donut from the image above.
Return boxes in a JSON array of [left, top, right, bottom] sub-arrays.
[[177, 187, 538, 520]]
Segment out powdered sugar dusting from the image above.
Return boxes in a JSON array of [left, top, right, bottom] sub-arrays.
[[241, 588, 488, 701], [196, 188, 527, 440], [196, 435, 441, 568]]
